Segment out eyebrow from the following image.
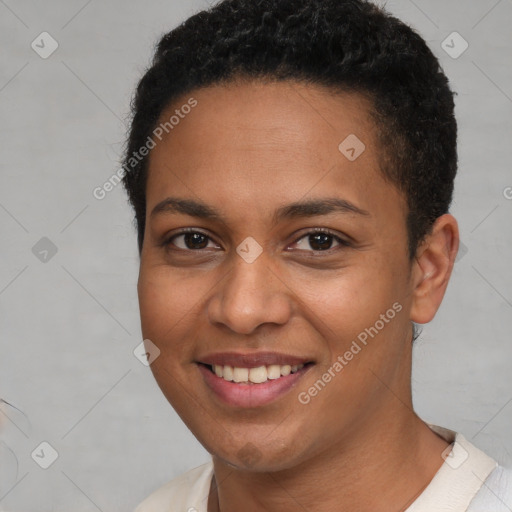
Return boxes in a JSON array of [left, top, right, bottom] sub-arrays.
[[150, 196, 370, 223]]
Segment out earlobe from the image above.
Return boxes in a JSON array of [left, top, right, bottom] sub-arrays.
[[410, 214, 459, 324]]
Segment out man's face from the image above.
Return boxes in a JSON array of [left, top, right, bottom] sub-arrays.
[[138, 80, 416, 471]]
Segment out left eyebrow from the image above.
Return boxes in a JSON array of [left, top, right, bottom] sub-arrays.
[[272, 197, 370, 225]]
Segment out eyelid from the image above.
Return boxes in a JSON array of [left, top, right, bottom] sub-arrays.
[[162, 227, 221, 250], [163, 227, 351, 253], [287, 227, 351, 251]]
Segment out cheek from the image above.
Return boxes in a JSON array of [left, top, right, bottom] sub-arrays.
[[303, 266, 397, 333], [137, 268, 203, 350], [137, 270, 203, 406], [138, 272, 165, 337], [309, 265, 409, 375]]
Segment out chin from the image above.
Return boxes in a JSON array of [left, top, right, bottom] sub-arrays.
[[210, 438, 308, 473]]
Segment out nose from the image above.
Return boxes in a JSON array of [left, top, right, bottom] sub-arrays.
[[207, 250, 293, 336]]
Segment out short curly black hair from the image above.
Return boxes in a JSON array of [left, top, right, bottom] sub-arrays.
[[121, 0, 457, 258]]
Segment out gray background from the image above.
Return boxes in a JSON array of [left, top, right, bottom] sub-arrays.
[[0, 0, 511, 510]]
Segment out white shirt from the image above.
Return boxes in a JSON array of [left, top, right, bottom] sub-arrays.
[[135, 424, 512, 512]]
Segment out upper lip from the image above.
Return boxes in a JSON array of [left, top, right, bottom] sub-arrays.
[[197, 352, 313, 368]]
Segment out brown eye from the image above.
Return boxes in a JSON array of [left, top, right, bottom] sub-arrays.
[[307, 233, 335, 251], [165, 230, 219, 251], [291, 229, 350, 252]]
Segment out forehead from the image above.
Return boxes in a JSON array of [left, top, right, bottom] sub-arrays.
[[153, 79, 376, 160], [145, 79, 404, 225]]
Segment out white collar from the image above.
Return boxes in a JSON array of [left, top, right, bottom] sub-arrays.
[[404, 423, 498, 512]]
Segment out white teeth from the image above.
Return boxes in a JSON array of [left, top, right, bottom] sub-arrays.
[[223, 365, 234, 381], [233, 367, 249, 383], [280, 365, 291, 376], [267, 365, 281, 380], [249, 366, 268, 383], [211, 363, 305, 384]]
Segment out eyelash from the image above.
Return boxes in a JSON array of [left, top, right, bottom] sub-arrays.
[[162, 227, 351, 254]]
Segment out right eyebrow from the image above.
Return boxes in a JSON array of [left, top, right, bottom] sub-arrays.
[[150, 197, 221, 220]]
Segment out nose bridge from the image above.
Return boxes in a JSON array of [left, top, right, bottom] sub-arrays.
[[208, 249, 290, 334]]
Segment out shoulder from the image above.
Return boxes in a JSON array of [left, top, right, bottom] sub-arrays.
[[468, 464, 512, 511], [134, 460, 214, 512]]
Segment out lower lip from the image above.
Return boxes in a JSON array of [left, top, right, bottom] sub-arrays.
[[198, 364, 311, 408]]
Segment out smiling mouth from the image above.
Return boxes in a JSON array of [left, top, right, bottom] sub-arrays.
[[200, 362, 314, 384]]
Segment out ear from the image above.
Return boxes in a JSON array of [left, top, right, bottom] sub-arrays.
[[410, 214, 459, 324]]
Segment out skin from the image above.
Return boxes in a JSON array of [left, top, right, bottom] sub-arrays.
[[137, 79, 459, 512]]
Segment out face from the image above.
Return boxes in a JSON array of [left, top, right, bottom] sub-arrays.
[[138, 79, 418, 471]]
